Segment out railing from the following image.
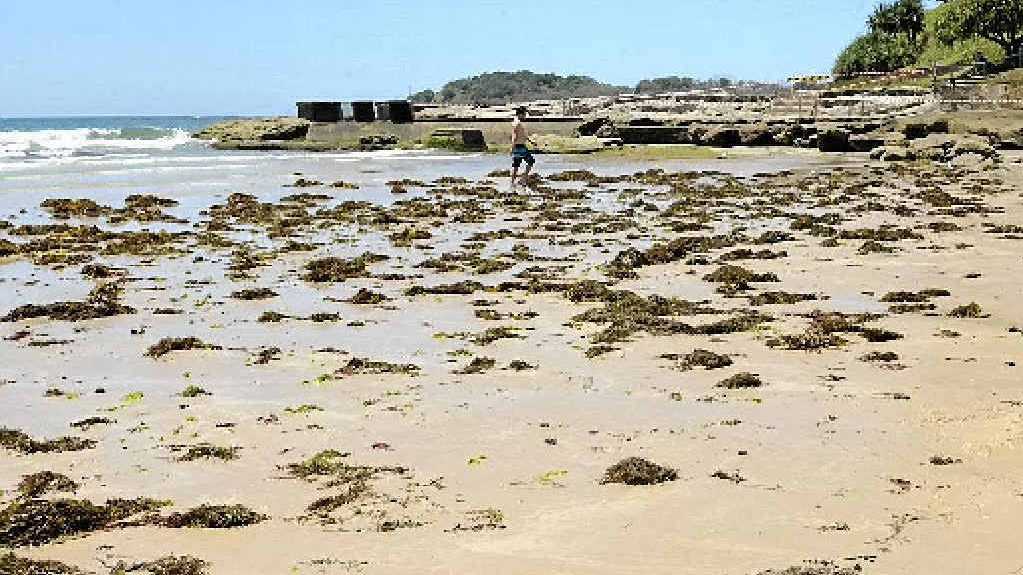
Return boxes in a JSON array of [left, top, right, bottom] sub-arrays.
[[932, 53, 1022, 110]]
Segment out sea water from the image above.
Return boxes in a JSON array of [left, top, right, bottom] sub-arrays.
[[0, 115, 822, 223]]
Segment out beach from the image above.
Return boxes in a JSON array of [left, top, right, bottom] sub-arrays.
[[2, 126, 1023, 574]]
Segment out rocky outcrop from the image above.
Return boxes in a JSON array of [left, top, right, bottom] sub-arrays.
[[873, 133, 998, 163], [427, 129, 484, 151], [615, 126, 690, 145], [902, 119, 949, 140], [770, 124, 808, 147], [701, 126, 741, 148], [530, 134, 610, 154], [910, 133, 996, 161], [359, 134, 400, 151], [848, 134, 885, 153], [817, 128, 850, 153], [194, 118, 310, 142], [739, 125, 775, 146], [870, 145, 911, 161], [578, 116, 615, 137]]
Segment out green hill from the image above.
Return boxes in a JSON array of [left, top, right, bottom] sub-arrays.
[[411, 71, 628, 105]]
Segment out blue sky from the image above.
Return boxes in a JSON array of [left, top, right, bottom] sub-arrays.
[[3, 0, 892, 116]]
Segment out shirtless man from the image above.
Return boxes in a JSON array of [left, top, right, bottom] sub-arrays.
[[510, 106, 535, 189]]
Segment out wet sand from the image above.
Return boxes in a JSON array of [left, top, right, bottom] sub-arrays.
[[1, 148, 1022, 574]]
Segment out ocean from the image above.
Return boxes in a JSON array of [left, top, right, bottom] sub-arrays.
[[0, 116, 242, 166], [0, 115, 815, 224]]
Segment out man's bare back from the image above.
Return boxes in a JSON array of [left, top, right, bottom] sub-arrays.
[[510, 107, 535, 188], [512, 118, 528, 145]]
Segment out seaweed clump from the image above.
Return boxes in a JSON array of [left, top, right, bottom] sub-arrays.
[[748, 291, 817, 306], [144, 337, 220, 359], [662, 349, 733, 371], [0, 497, 167, 547], [16, 471, 79, 499], [40, 198, 110, 219], [110, 555, 210, 575], [229, 288, 277, 300], [0, 553, 84, 574], [703, 265, 779, 284], [2, 283, 134, 323], [303, 253, 387, 282], [716, 372, 763, 389], [880, 289, 950, 303], [571, 290, 724, 344], [160, 504, 267, 529], [766, 311, 884, 352], [347, 288, 390, 304], [600, 457, 678, 486], [753, 563, 861, 575], [286, 450, 353, 480], [0, 428, 96, 454], [173, 444, 240, 462], [455, 357, 496, 374], [179, 385, 210, 398], [335, 357, 420, 377], [605, 235, 737, 278], [949, 302, 985, 318], [405, 281, 484, 296]]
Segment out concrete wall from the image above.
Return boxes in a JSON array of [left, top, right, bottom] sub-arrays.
[[306, 121, 581, 145]]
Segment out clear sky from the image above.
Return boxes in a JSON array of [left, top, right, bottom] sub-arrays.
[[2, 0, 891, 117]]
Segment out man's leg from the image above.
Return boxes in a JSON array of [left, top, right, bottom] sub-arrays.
[[510, 154, 521, 189], [519, 156, 534, 184]]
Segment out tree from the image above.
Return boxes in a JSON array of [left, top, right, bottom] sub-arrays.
[[833, 0, 927, 75], [634, 76, 696, 93], [869, 0, 925, 42], [410, 89, 436, 103], [933, 0, 1023, 58], [834, 32, 920, 75]]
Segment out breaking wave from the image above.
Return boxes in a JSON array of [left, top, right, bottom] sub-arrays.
[[0, 127, 194, 160]]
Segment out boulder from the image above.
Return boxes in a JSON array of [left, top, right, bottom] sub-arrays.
[[703, 127, 741, 148], [950, 152, 993, 169], [578, 116, 614, 137], [739, 125, 775, 146], [848, 134, 885, 153], [909, 134, 953, 161], [881, 131, 908, 146], [872, 145, 913, 162], [817, 128, 850, 153], [616, 126, 690, 145], [994, 128, 1023, 149], [688, 125, 709, 145], [194, 118, 310, 142], [594, 123, 620, 138], [627, 117, 665, 127], [770, 124, 807, 147], [359, 134, 400, 151], [902, 122, 929, 140], [909, 133, 996, 162], [902, 119, 949, 140], [950, 134, 997, 159]]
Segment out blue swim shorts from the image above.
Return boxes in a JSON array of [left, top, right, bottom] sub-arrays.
[[512, 144, 535, 168]]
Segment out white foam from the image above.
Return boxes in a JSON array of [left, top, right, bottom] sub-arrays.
[[0, 128, 193, 161]]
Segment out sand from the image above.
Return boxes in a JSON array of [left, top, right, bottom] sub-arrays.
[[1, 148, 1022, 575]]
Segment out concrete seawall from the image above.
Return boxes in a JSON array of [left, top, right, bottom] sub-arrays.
[[305, 120, 580, 146]]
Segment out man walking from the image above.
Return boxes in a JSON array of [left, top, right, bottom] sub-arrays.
[[510, 106, 535, 189]]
